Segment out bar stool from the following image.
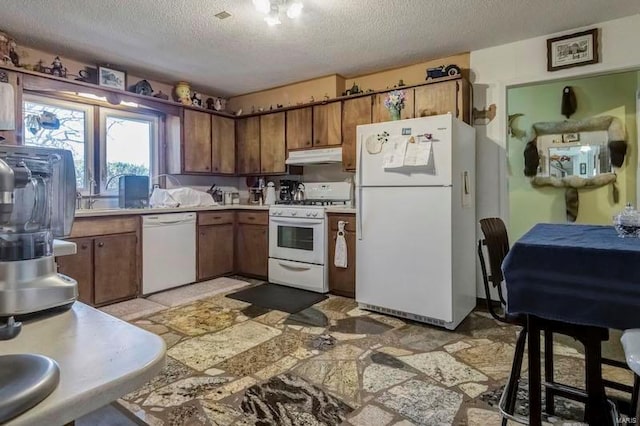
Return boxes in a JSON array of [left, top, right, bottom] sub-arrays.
[[478, 218, 627, 425]]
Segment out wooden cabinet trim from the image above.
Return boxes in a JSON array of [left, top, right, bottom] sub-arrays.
[[198, 211, 235, 226], [71, 216, 139, 238], [236, 211, 269, 226]]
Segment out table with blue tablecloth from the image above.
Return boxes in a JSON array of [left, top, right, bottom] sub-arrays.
[[503, 223, 640, 331], [502, 223, 640, 425]]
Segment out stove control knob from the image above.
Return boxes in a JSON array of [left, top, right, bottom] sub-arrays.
[[291, 211, 297, 216], [306, 212, 312, 217], [312, 211, 319, 217]]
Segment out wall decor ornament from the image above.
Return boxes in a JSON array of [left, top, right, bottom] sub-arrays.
[[98, 65, 126, 90], [524, 115, 626, 222], [547, 28, 599, 72]]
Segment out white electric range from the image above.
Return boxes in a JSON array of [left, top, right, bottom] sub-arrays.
[[268, 181, 352, 293]]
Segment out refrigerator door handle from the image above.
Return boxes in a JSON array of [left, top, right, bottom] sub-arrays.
[[357, 135, 364, 240]]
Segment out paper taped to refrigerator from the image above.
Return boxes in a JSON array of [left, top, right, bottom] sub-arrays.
[[404, 141, 432, 167], [383, 136, 408, 169]]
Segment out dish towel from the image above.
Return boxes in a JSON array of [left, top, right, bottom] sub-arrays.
[[0, 82, 15, 130], [334, 220, 348, 268]]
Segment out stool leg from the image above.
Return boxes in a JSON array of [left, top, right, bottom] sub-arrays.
[[501, 325, 528, 425], [528, 315, 542, 426], [632, 374, 639, 417], [544, 330, 555, 415], [583, 335, 610, 426]]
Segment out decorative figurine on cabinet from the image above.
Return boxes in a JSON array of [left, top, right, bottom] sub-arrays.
[[191, 92, 203, 107], [50, 56, 67, 78], [131, 79, 153, 96], [174, 81, 192, 105], [426, 64, 461, 80], [153, 91, 169, 100], [206, 97, 215, 110]]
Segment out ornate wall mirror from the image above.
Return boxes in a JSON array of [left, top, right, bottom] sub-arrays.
[[523, 116, 626, 221]]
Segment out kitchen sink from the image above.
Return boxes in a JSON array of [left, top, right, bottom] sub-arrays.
[[0, 354, 60, 423]]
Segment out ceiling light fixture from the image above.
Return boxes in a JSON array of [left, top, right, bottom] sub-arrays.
[[253, 0, 303, 26]]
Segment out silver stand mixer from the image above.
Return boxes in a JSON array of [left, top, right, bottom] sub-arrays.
[[0, 145, 78, 340]]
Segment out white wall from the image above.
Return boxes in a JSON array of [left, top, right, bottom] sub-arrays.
[[470, 13, 640, 297]]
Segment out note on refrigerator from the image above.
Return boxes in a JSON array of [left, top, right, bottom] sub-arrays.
[[383, 137, 408, 169], [404, 141, 432, 167]]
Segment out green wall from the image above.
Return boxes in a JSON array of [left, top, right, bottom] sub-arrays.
[[507, 71, 638, 241]]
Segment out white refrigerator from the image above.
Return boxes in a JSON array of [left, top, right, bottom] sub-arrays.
[[355, 114, 476, 330]]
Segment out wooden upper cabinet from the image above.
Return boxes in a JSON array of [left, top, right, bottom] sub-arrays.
[[414, 80, 459, 120], [260, 112, 286, 174], [342, 96, 372, 171], [286, 107, 312, 150], [372, 90, 415, 123], [211, 115, 235, 174], [236, 116, 261, 175], [313, 102, 342, 146], [183, 109, 212, 173]]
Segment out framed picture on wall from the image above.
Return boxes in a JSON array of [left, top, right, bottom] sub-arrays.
[[562, 133, 580, 143], [547, 29, 599, 72], [97, 65, 127, 91]]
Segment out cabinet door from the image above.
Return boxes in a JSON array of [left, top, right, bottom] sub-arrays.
[[56, 237, 94, 305], [236, 116, 261, 174], [260, 112, 286, 174], [235, 224, 268, 278], [211, 115, 235, 174], [183, 109, 212, 173], [94, 233, 138, 305], [372, 91, 415, 123], [286, 107, 312, 150], [313, 103, 342, 146], [414, 80, 458, 119], [342, 96, 372, 171], [327, 216, 356, 298], [198, 224, 234, 280]]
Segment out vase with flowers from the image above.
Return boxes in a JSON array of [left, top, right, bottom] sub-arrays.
[[384, 90, 406, 121]]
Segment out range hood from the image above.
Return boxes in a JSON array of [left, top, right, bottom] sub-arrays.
[[285, 147, 342, 165]]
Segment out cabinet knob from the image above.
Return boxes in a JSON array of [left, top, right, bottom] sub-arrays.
[[97, 242, 104, 247], [315, 140, 320, 144], [306, 141, 311, 146], [81, 244, 88, 250]]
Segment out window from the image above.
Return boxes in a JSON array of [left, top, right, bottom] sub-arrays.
[[23, 96, 93, 191], [100, 109, 158, 193], [23, 95, 160, 195]]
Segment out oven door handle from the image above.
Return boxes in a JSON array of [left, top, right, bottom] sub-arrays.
[[270, 218, 324, 226], [277, 260, 313, 271]]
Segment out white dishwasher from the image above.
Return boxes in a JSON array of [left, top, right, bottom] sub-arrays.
[[142, 212, 196, 295]]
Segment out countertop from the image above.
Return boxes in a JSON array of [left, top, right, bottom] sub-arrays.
[[1, 303, 166, 426], [75, 204, 270, 218], [325, 206, 356, 214]]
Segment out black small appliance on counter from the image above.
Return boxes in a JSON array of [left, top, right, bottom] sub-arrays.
[[119, 175, 149, 208]]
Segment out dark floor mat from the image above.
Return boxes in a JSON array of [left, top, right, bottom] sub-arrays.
[[227, 284, 328, 314]]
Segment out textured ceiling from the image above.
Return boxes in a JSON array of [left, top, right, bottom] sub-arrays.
[[1, 1, 639, 97]]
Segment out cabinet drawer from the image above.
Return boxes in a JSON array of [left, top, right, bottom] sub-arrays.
[[328, 214, 356, 232], [198, 211, 234, 226], [71, 216, 139, 238], [236, 211, 268, 225]]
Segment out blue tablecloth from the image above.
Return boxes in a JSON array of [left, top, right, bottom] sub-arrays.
[[502, 223, 640, 330]]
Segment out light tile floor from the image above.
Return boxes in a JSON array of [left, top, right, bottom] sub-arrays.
[[101, 277, 633, 425]]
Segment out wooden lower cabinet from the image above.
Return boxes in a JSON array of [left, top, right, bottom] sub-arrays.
[[198, 223, 234, 280], [327, 214, 356, 298], [57, 237, 94, 305], [235, 223, 269, 279], [94, 233, 138, 305], [57, 232, 139, 306]]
